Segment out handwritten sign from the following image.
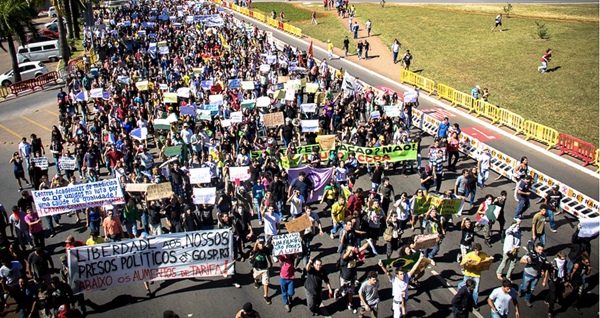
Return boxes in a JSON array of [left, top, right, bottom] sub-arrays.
[[31, 157, 48, 170], [146, 183, 174, 201], [284, 213, 312, 233], [58, 157, 76, 170], [197, 110, 212, 121], [125, 183, 151, 192], [413, 234, 439, 250], [67, 229, 233, 293], [193, 187, 216, 205], [230, 111, 243, 123], [263, 112, 284, 127], [383, 105, 400, 117], [318, 135, 336, 151], [229, 166, 250, 182], [301, 120, 319, 133], [32, 179, 125, 216], [301, 103, 317, 113], [271, 233, 302, 256], [189, 168, 211, 184]]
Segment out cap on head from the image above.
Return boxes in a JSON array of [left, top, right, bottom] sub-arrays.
[[243, 302, 253, 312]]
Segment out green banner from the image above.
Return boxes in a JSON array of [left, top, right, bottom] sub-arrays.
[[279, 154, 302, 169], [337, 143, 418, 164], [413, 195, 463, 215]]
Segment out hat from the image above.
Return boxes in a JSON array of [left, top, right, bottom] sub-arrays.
[[257, 236, 265, 243], [327, 39, 330, 43], [65, 235, 75, 243], [379, 135, 385, 141], [476, 85, 481, 89], [243, 302, 253, 312], [285, 118, 291, 122], [552, 184, 559, 190]]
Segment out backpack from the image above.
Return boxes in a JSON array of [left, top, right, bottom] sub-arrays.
[[404, 53, 411, 62]]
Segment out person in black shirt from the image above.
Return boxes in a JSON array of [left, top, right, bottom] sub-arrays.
[[46, 276, 74, 317], [147, 200, 164, 236], [17, 191, 34, 212], [288, 172, 313, 201], [304, 258, 333, 316], [280, 119, 295, 147], [30, 134, 45, 156], [170, 162, 186, 199], [14, 277, 39, 318], [165, 197, 183, 233], [370, 162, 384, 192], [268, 175, 286, 218], [544, 185, 562, 232], [198, 204, 214, 230], [182, 205, 199, 232], [250, 237, 272, 305]]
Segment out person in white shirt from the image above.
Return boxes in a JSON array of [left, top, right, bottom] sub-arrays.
[[391, 39, 401, 64], [488, 279, 520, 318], [496, 220, 522, 282], [477, 148, 492, 189], [262, 206, 280, 244], [286, 189, 304, 218], [378, 254, 425, 318]]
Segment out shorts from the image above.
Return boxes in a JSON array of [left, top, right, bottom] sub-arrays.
[[339, 277, 355, 296], [14, 170, 24, 179], [253, 268, 269, 285], [495, 21, 502, 26]]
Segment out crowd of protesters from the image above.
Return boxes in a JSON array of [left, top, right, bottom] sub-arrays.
[[0, 0, 595, 317]]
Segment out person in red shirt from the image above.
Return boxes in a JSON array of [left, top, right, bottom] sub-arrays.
[[64, 235, 85, 251], [278, 253, 297, 312], [538, 48, 552, 73]]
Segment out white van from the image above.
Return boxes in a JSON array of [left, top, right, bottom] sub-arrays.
[[17, 40, 61, 63]]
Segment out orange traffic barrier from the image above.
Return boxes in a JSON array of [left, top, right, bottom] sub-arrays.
[[522, 120, 559, 150], [436, 83, 455, 102], [496, 108, 524, 134], [557, 133, 597, 166]]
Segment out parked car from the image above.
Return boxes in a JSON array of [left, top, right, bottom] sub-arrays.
[[17, 40, 61, 63], [44, 18, 66, 30], [40, 29, 59, 38], [0, 61, 48, 87], [26, 35, 56, 44], [48, 6, 57, 17]]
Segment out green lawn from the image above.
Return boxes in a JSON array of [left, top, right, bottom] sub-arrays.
[[251, 2, 359, 54], [252, 3, 599, 145]]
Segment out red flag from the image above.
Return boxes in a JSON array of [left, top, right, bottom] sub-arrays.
[[308, 41, 314, 58]]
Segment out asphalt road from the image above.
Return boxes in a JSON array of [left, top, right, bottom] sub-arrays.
[[0, 9, 597, 318]]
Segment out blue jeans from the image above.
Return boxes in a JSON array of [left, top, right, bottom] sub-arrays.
[[276, 200, 284, 219], [331, 221, 344, 236], [514, 198, 530, 220], [519, 272, 540, 303], [253, 198, 262, 221], [393, 51, 398, 63], [426, 244, 440, 260], [477, 169, 489, 188], [534, 233, 546, 247], [490, 310, 508, 318], [465, 187, 477, 206], [458, 276, 480, 304], [280, 277, 295, 305], [547, 209, 556, 230], [371, 182, 380, 192]]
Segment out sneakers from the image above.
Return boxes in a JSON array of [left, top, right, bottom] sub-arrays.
[[517, 290, 524, 297], [330, 232, 335, 239], [550, 228, 557, 233], [485, 240, 493, 248], [348, 305, 356, 313], [254, 281, 260, 289], [285, 305, 291, 312], [526, 301, 533, 308], [264, 296, 271, 305], [233, 282, 241, 288]]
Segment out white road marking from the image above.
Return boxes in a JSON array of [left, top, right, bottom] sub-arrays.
[[472, 127, 497, 140]]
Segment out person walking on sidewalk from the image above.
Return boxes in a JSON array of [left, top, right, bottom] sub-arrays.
[[366, 19, 372, 37], [392, 40, 401, 64], [364, 40, 370, 59], [352, 22, 359, 39], [496, 220, 522, 282], [357, 41, 364, 60], [491, 13, 503, 32], [401, 50, 412, 70], [488, 279, 520, 318], [538, 48, 552, 73], [311, 11, 318, 25], [343, 36, 350, 57]]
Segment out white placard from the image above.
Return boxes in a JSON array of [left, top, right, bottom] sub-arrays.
[[209, 94, 223, 105], [404, 91, 418, 103], [90, 88, 104, 99], [579, 219, 600, 238], [370, 111, 381, 119], [31, 157, 49, 170], [256, 96, 270, 107], [221, 119, 232, 127], [67, 229, 233, 293], [189, 167, 211, 184], [177, 87, 190, 98], [301, 103, 317, 113], [271, 232, 302, 256], [32, 179, 125, 216], [285, 89, 295, 101], [58, 157, 77, 170], [230, 111, 243, 123], [229, 166, 250, 181], [260, 64, 271, 73], [383, 105, 400, 117], [193, 187, 217, 205], [301, 120, 319, 133]]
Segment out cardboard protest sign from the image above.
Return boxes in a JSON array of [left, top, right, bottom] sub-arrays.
[[136, 81, 149, 91], [32, 179, 125, 216], [413, 234, 439, 250], [301, 120, 319, 133], [285, 213, 312, 233], [58, 157, 76, 170], [305, 83, 319, 93], [263, 112, 284, 127], [315, 92, 327, 104], [146, 183, 174, 201], [383, 105, 400, 117], [229, 166, 250, 182], [301, 103, 317, 113], [68, 229, 234, 293], [271, 233, 302, 256], [31, 157, 48, 170], [163, 93, 178, 104], [125, 183, 150, 192], [189, 168, 211, 184], [318, 135, 336, 151], [193, 187, 216, 205], [241, 81, 255, 90]]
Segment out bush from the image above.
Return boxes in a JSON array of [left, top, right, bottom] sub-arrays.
[[533, 21, 551, 40], [503, 3, 513, 18]]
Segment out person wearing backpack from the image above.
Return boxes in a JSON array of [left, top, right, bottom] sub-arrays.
[[543, 252, 569, 318], [401, 50, 413, 70]]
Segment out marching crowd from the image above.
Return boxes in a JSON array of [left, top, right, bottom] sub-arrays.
[[0, 0, 596, 318]]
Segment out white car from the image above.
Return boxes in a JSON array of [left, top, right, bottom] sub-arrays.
[[44, 18, 66, 29], [48, 6, 57, 17], [0, 61, 48, 87]]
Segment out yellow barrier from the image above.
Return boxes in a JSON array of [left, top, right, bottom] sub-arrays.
[[266, 17, 279, 28], [497, 108, 524, 134], [0, 86, 11, 100], [253, 12, 266, 22], [595, 149, 599, 172], [522, 120, 559, 150], [288, 25, 302, 37], [436, 83, 455, 102], [400, 70, 417, 86], [452, 90, 476, 112], [239, 7, 249, 15], [475, 101, 501, 123], [415, 75, 436, 95]]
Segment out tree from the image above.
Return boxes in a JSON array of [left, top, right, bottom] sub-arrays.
[[50, 0, 71, 65], [0, 0, 38, 83]]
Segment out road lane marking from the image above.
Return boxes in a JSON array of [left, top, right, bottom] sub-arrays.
[[44, 109, 59, 116], [431, 270, 484, 318], [20, 116, 52, 132], [0, 123, 22, 139]]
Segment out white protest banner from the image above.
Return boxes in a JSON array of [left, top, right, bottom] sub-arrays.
[[32, 179, 125, 216], [371, 111, 381, 119], [197, 110, 212, 121], [383, 105, 400, 117], [285, 89, 295, 101], [67, 229, 234, 293], [221, 119, 232, 127], [301, 103, 317, 113], [256, 96, 270, 108], [209, 94, 223, 105], [578, 218, 600, 238], [241, 81, 255, 90], [90, 88, 104, 99], [342, 72, 356, 93], [229, 166, 250, 182], [301, 120, 319, 133], [260, 64, 271, 73], [31, 157, 49, 170], [193, 187, 216, 205], [177, 87, 190, 98], [271, 233, 302, 256], [189, 168, 211, 184], [58, 157, 76, 171], [230, 111, 243, 123], [404, 91, 418, 103], [136, 81, 149, 91]]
